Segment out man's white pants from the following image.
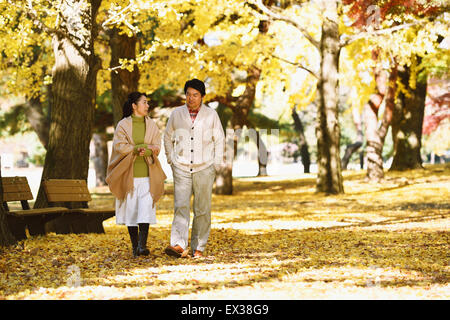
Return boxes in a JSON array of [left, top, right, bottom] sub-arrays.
[[170, 165, 216, 252]]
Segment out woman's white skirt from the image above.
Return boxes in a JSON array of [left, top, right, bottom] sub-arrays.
[[115, 177, 157, 226]]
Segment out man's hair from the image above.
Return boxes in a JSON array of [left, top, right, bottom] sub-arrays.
[[184, 78, 206, 97]]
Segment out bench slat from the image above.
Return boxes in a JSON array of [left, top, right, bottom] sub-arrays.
[[2, 183, 31, 193], [2, 177, 33, 201], [7, 207, 70, 217], [45, 193, 92, 202], [43, 179, 92, 202], [3, 192, 34, 201], [44, 185, 90, 195], [1, 177, 28, 185], [44, 179, 88, 187], [71, 208, 115, 215]]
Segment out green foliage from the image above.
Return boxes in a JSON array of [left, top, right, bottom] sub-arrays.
[[0, 104, 31, 137], [216, 103, 233, 132], [418, 47, 450, 81], [27, 143, 46, 166]]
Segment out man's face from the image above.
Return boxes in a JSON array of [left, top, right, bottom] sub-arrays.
[[186, 87, 202, 110]]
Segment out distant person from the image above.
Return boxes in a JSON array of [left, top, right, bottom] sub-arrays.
[[163, 79, 225, 258], [106, 92, 166, 257]]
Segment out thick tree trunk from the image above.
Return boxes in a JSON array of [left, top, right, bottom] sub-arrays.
[[34, 0, 102, 213], [390, 61, 426, 171], [292, 107, 311, 173], [109, 29, 140, 127], [92, 132, 108, 186], [316, 0, 344, 194], [0, 159, 16, 246]]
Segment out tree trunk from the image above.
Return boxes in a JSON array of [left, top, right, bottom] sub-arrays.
[[109, 28, 140, 127], [292, 107, 311, 173], [92, 132, 108, 186], [342, 107, 363, 170], [244, 120, 269, 176], [214, 129, 234, 195], [23, 96, 50, 149], [255, 130, 268, 176], [0, 158, 17, 246], [364, 66, 398, 180], [215, 66, 261, 194], [34, 0, 102, 213], [390, 61, 426, 171], [364, 92, 384, 181], [316, 0, 344, 194]]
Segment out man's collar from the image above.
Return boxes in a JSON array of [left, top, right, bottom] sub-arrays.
[[187, 105, 201, 112]]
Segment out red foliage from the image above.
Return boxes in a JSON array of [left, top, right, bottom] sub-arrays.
[[423, 78, 450, 135], [343, 0, 443, 28]]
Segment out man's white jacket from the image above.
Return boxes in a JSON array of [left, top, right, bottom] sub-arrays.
[[164, 104, 225, 173]]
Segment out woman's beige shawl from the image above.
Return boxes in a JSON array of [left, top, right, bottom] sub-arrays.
[[106, 116, 166, 207]]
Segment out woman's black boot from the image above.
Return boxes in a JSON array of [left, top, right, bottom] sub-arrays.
[[137, 223, 150, 256], [127, 226, 139, 257]]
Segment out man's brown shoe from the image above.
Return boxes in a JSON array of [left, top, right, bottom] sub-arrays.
[[193, 250, 203, 258], [164, 245, 184, 258]]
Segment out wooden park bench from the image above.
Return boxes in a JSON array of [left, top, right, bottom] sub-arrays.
[[2, 176, 69, 240], [42, 179, 115, 234]]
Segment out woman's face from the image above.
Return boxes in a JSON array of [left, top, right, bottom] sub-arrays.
[[133, 95, 149, 117]]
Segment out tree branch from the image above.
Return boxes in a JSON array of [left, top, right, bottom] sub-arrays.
[[252, 0, 320, 50], [271, 54, 319, 79], [340, 22, 423, 47], [7, 0, 62, 37]]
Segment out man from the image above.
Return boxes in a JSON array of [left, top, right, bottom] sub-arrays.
[[164, 79, 225, 258]]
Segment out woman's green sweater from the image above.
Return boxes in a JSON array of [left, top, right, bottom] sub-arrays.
[[132, 115, 152, 177]]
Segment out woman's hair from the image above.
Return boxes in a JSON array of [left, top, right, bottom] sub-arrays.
[[122, 92, 147, 119]]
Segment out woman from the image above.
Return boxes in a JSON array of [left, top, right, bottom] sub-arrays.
[[106, 92, 166, 257]]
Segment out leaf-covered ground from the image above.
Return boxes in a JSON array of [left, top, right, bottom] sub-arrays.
[[1, 164, 449, 299]]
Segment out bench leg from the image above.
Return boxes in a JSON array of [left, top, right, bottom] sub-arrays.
[[45, 213, 89, 234], [27, 216, 47, 236], [7, 216, 27, 241], [86, 215, 105, 233], [71, 215, 90, 234], [45, 216, 72, 234]]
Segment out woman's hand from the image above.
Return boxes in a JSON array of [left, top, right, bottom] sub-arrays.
[[137, 147, 146, 156], [147, 145, 160, 156]]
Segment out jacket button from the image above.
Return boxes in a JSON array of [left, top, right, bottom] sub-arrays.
[[191, 127, 194, 130], [191, 137, 193, 140], [191, 149, 193, 152]]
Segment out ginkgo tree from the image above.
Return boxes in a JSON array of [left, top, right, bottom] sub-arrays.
[[0, 0, 103, 212], [250, 0, 448, 192], [107, 0, 285, 194], [342, 0, 449, 178]]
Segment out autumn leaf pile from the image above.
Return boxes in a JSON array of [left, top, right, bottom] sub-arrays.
[[0, 164, 449, 299]]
